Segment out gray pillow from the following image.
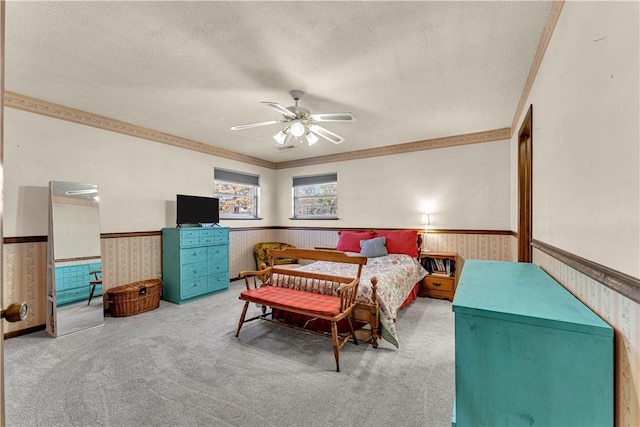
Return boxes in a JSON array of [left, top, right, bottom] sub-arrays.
[[360, 236, 388, 258]]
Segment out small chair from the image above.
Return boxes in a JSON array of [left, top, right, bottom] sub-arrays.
[[253, 242, 299, 270], [88, 270, 102, 305]]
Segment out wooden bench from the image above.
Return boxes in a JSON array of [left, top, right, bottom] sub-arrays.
[[236, 248, 371, 372]]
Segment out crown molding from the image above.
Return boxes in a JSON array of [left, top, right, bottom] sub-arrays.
[[3, 5, 563, 170], [5, 92, 511, 170], [511, 1, 565, 134], [4, 91, 277, 169], [275, 128, 511, 169]]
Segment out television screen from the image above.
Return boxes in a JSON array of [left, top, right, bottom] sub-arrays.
[[176, 194, 219, 226]]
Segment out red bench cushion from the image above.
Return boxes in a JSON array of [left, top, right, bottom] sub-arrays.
[[240, 287, 342, 317]]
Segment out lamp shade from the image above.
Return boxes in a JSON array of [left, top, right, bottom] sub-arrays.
[[305, 132, 319, 146], [273, 130, 288, 145]]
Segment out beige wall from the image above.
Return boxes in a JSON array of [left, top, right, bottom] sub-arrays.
[[512, 2, 639, 425], [5, 105, 512, 236], [3, 108, 277, 236], [276, 140, 511, 230], [511, 1, 639, 277]]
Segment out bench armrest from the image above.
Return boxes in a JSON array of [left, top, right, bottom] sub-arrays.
[[338, 278, 360, 313], [239, 266, 272, 290]]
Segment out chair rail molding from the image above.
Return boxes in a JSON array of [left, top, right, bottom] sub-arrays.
[[532, 239, 640, 305]]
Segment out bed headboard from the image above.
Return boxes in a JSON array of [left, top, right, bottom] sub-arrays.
[[337, 229, 423, 258]]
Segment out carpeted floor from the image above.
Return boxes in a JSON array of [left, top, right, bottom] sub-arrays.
[[4, 280, 455, 427]]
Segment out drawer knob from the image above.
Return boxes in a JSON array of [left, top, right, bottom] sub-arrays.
[[433, 282, 442, 287]]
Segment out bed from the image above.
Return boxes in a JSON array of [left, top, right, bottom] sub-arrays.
[[273, 229, 427, 348]]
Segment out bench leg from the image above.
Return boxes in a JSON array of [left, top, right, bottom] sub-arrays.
[[236, 301, 250, 337], [346, 316, 358, 345], [331, 321, 340, 372]]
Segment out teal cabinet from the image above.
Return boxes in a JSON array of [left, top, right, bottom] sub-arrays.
[[452, 260, 613, 427], [162, 227, 229, 304]]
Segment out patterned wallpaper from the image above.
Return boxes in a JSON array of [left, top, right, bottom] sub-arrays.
[[425, 232, 514, 261], [2, 229, 514, 335], [534, 248, 639, 427], [3, 242, 48, 334], [101, 235, 162, 290], [4, 230, 637, 425]]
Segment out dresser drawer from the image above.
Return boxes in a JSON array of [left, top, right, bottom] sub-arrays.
[[181, 261, 209, 280], [181, 276, 208, 298], [214, 228, 229, 244], [207, 245, 227, 258], [208, 273, 228, 292], [208, 257, 229, 274], [181, 247, 208, 264], [59, 287, 90, 304], [424, 275, 454, 292], [199, 235, 217, 245]]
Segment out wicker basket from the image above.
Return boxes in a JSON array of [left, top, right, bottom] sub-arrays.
[[107, 279, 162, 317]]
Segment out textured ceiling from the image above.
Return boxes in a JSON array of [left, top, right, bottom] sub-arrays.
[[4, 1, 552, 164]]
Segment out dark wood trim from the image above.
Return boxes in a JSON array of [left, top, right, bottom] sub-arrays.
[[268, 226, 512, 235], [3, 227, 513, 244], [426, 228, 512, 236], [3, 231, 162, 244], [532, 239, 640, 305], [55, 255, 101, 263], [518, 104, 533, 262], [4, 324, 46, 339], [100, 231, 161, 239], [3, 236, 47, 244]]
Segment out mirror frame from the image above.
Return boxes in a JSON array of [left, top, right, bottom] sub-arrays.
[[46, 181, 104, 337]]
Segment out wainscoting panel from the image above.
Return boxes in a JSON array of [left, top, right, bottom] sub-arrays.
[[534, 248, 639, 427], [3, 228, 515, 336], [229, 228, 278, 276], [277, 229, 341, 252], [424, 232, 514, 261], [3, 242, 48, 335], [101, 234, 162, 290]]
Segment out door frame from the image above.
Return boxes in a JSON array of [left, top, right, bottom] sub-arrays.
[[518, 105, 533, 262]]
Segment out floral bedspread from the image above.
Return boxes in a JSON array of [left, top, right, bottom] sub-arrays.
[[295, 253, 427, 348]]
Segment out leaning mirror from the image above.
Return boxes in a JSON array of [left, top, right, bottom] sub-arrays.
[[47, 181, 104, 336]]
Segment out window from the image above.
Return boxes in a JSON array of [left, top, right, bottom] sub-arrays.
[[214, 168, 260, 219], [292, 173, 338, 219]]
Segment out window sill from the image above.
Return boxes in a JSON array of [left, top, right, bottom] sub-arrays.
[[289, 217, 340, 220], [220, 217, 263, 220]]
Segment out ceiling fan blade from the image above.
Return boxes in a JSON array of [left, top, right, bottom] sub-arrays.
[[308, 124, 346, 144], [262, 101, 296, 119], [310, 112, 356, 122], [230, 120, 279, 131]]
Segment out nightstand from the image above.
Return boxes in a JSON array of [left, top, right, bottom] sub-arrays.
[[419, 251, 459, 301]]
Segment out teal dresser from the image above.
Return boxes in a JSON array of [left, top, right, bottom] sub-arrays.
[[55, 261, 102, 305], [452, 260, 613, 427], [162, 227, 230, 304]]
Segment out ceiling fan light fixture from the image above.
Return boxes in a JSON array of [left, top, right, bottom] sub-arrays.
[[290, 120, 306, 137], [305, 132, 319, 146], [273, 130, 288, 145]]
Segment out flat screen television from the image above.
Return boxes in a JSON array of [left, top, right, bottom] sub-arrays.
[[176, 194, 219, 226]]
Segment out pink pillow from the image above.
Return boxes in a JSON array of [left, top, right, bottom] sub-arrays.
[[336, 231, 375, 252], [373, 229, 419, 257]]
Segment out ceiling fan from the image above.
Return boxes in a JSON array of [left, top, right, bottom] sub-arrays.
[[230, 90, 356, 146]]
